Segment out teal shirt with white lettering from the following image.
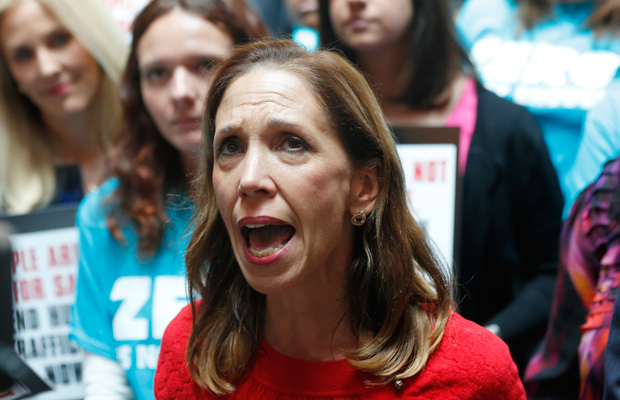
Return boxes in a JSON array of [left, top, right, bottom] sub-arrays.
[[457, 0, 620, 200], [70, 179, 193, 400]]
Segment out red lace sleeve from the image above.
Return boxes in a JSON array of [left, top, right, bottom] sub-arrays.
[[154, 302, 202, 400]]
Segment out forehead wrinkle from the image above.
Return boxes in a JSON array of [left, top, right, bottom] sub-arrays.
[[233, 88, 302, 110], [216, 90, 304, 129], [215, 71, 328, 134], [224, 72, 308, 107]]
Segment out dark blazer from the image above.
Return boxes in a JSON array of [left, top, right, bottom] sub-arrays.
[[457, 86, 564, 373]]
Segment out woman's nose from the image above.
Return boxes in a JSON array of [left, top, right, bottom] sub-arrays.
[[35, 48, 60, 78], [238, 147, 276, 198], [170, 67, 195, 107]]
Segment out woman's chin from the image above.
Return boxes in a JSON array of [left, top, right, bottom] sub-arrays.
[[236, 238, 304, 294]]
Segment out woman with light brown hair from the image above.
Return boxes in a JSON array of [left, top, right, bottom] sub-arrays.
[[154, 39, 525, 399]]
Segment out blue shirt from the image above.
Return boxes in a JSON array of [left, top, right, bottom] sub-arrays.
[[70, 179, 193, 400], [457, 0, 620, 199], [564, 83, 620, 216]]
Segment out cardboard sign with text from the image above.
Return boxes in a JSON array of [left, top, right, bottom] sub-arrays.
[[2, 206, 81, 400], [393, 127, 461, 275]]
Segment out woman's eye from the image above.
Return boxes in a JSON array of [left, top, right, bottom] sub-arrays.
[[196, 59, 219, 74], [281, 136, 308, 152], [49, 32, 71, 48], [12, 48, 33, 63], [144, 67, 167, 82], [217, 139, 242, 156]]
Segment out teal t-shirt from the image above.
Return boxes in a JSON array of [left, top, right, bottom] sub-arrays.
[[70, 179, 193, 400]]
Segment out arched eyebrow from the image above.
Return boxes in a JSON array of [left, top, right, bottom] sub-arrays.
[[215, 124, 238, 136], [6, 27, 69, 54], [46, 27, 70, 40], [140, 54, 225, 73], [266, 119, 302, 132]]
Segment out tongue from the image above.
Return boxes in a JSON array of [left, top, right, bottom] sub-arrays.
[[248, 225, 295, 251]]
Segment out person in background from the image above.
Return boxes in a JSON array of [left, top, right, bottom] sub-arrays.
[[525, 86, 620, 398], [0, 0, 126, 215], [319, 0, 563, 374], [526, 155, 620, 399], [565, 83, 620, 217], [247, 0, 291, 36], [287, 0, 319, 30], [457, 0, 620, 210], [154, 38, 525, 399], [69, 1, 267, 399], [605, 267, 620, 400]]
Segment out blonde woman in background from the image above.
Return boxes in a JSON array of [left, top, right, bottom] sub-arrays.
[[0, 0, 126, 215]]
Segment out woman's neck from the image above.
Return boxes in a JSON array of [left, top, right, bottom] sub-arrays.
[[387, 73, 468, 127], [43, 107, 99, 160], [357, 42, 468, 127], [263, 277, 357, 361], [42, 106, 107, 190], [363, 60, 468, 126], [358, 43, 412, 102]]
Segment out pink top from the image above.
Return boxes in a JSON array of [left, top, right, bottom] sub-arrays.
[[445, 77, 478, 175]]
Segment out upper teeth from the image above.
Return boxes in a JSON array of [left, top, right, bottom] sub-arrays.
[[245, 224, 267, 228]]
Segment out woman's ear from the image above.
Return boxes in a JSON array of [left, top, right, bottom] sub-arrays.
[[349, 161, 380, 217]]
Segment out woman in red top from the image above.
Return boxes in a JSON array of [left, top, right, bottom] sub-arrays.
[[154, 39, 525, 399]]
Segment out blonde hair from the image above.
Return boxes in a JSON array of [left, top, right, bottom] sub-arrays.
[[0, 0, 127, 214], [185, 39, 453, 395]]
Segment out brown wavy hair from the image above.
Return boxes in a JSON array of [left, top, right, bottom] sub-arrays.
[[185, 39, 453, 395], [517, 0, 620, 35], [318, 0, 474, 110], [106, 0, 268, 256]]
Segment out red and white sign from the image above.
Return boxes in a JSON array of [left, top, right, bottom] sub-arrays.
[[398, 143, 458, 272], [10, 227, 82, 400]]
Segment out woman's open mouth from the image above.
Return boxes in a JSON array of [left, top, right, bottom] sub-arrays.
[[241, 223, 295, 259]]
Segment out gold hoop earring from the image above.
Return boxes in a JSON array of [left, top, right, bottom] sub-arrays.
[[351, 210, 366, 226]]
